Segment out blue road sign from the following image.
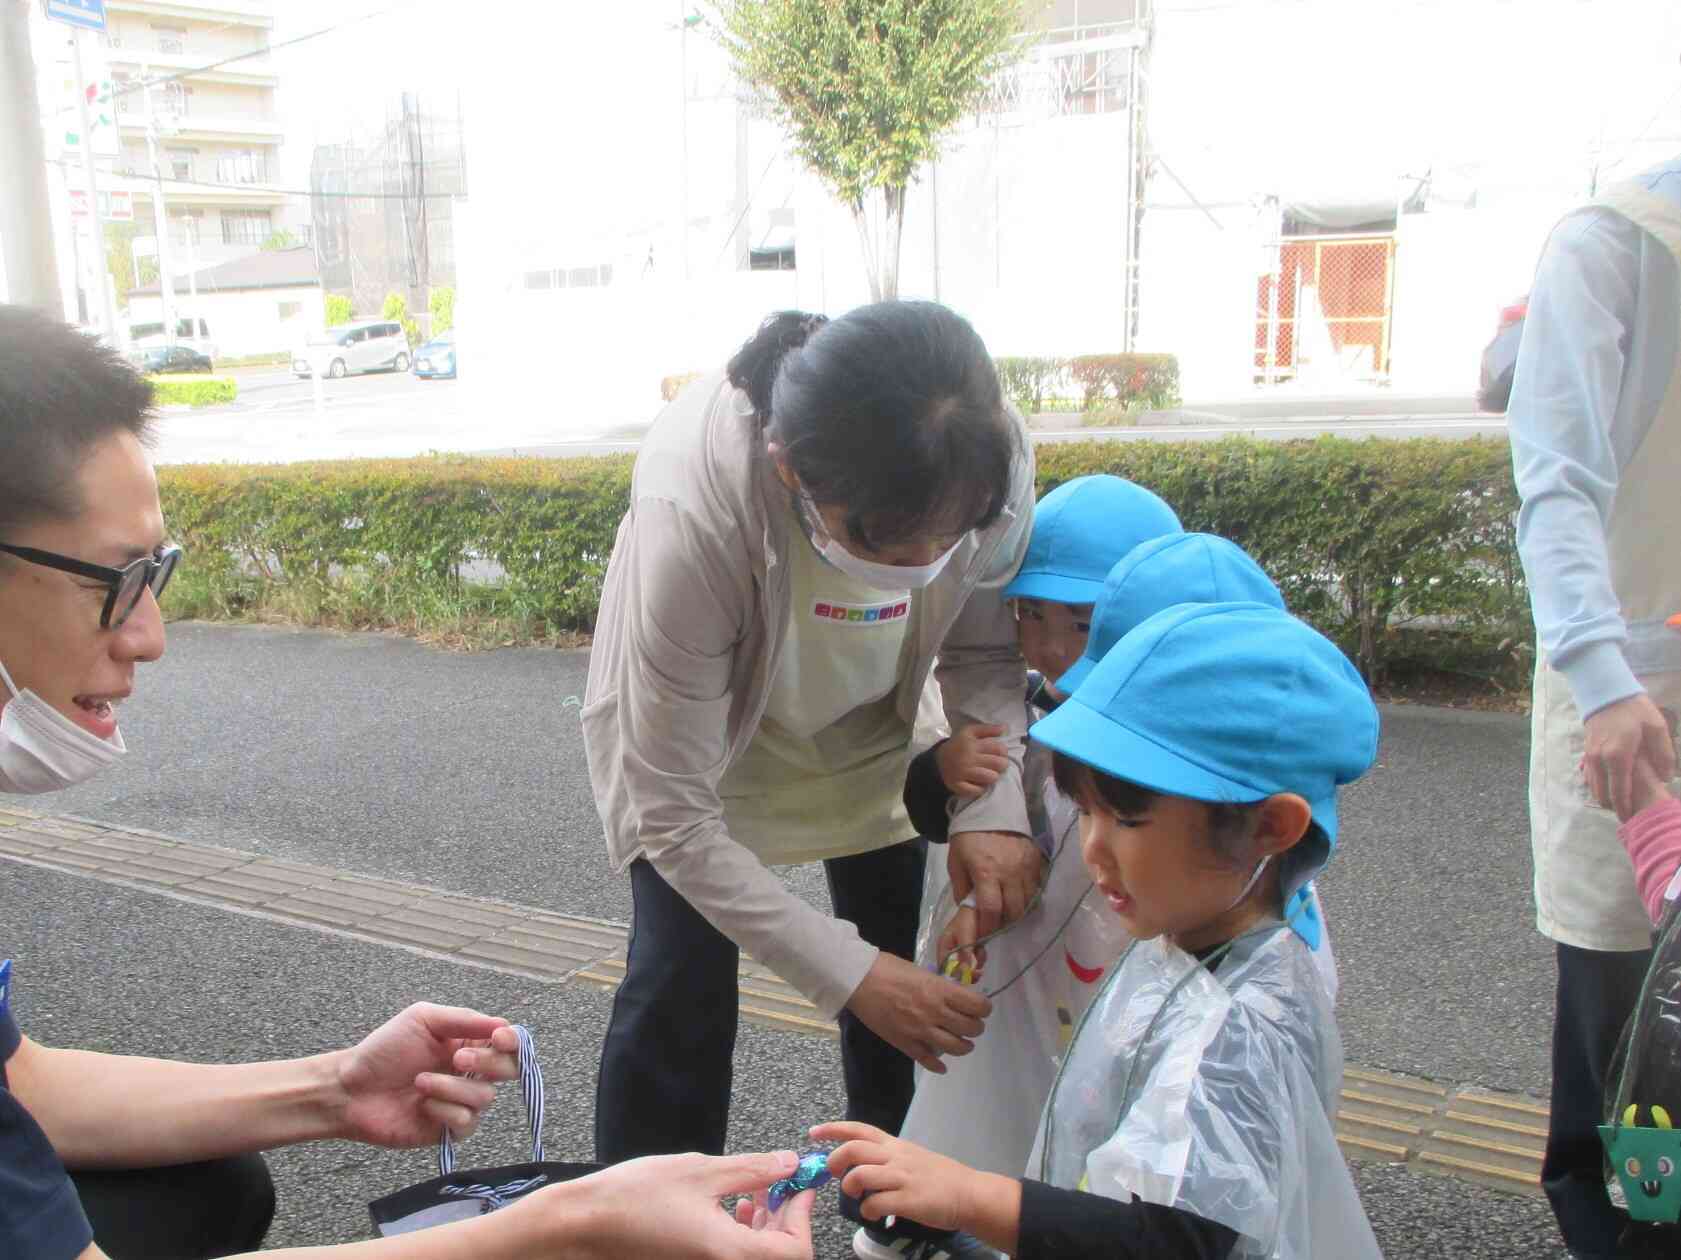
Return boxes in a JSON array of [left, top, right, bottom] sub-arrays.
[[44, 0, 106, 32]]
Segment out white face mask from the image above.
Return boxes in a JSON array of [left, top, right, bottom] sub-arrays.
[[0, 658, 126, 794], [795, 490, 963, 592]]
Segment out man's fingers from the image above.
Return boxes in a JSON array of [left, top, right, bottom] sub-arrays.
[[452, 1042, 520, 1081], [1648, 721, 1678, 781], [420, 1098, 479, 1140], [766, 1184, 815, 1244], [416, 1071, 496, 1113], [971, 876, 1003, 937], [971, 723, 1009, 740], [409, 1003, 511, 1044], [700, 1151, 800, 1198]]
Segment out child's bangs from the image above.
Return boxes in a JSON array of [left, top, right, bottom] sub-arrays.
[[1050, 750, 1160, 816]]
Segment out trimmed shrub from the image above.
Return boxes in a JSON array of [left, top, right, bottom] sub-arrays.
[[1068, 353, 1181, 411], [325, 294, 353, 327], [381, 292, 421, 347], [148, 375, 237, 407], [429, 286, 455, 336], [156, 436, 1528, 684], [995, 356, 1067, 413]]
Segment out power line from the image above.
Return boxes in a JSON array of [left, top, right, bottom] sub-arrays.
[[46, 158, 461, 201]]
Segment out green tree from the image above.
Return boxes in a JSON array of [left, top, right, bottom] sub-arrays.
[[260, 228, 300, 251], [428, 285, 455, 335], [324, 294, 354, 327], [381, 291, 420, 347], [712, 0, 1027, 301]]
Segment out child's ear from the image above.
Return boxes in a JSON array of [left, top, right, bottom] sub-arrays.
[[1253, 793, 1313, 857], [766, 441, 799, 492]]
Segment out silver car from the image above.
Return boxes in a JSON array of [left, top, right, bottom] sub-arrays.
[[293, 320, 411, 379]]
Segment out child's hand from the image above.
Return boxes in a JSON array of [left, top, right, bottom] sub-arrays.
[[935, 723, 1010, 797], [1620, 748, 1676, 823], [811, 1122, 979, 1235], [936, 907, 987, 984]]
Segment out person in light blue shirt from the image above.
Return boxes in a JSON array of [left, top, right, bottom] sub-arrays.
[[1509, 153, 1681, 1258]]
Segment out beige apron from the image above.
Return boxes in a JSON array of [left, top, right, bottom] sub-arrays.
[[1531, 180, 1681, 950]]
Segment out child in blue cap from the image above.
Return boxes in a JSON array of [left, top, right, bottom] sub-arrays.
[[818, 603, 1383, 1260], [866, 474, 1179, 1260], [1056, 532, 1341, 1002]]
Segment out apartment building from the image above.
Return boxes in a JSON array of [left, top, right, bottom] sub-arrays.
[[100, 0, 294, 266]]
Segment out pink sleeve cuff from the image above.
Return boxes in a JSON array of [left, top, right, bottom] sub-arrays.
[[1618, 796, 1681, 925]]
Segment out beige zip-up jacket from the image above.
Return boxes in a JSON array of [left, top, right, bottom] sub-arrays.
[[581, 372, 1036, 1017]]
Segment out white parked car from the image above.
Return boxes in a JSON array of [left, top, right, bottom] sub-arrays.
[[129, 317, 218, 363], [293, 321, 411, 378]]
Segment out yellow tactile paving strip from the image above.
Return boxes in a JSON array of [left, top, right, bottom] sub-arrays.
[[2, 808, 1547, 1196]]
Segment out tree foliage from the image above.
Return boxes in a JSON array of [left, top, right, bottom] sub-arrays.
[[429, 286, 455, 335], [324, 294, 354, 327], [712, 0, 1027, 299]]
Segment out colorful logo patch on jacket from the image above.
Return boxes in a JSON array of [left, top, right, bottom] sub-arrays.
[[812, 599, 910, 625]]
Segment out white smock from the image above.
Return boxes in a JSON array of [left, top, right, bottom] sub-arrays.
[[1029, 923, 1380, 1260], [901, 774, 1131, 1176]]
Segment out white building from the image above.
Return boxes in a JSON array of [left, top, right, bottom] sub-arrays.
[[127, 244, 323, 357], [32, 0, 303, 335], [453, 0, 1681, 431]]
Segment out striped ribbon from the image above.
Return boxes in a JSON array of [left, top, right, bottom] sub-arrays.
[[440, 1172, 550, 1213], [438, 1023, 545, 1178]]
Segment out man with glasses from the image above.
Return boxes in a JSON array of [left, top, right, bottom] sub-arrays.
[[0, 306, 816, 1260]]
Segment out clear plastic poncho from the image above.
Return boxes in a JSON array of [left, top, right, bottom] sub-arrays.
[[901, 765, 1132, 1176], [1028, 923, 1380, 1259]]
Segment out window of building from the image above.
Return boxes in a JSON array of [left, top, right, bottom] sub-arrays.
[[749, 246, 796, 271], [221, 210, 272, 246], [278, 301, 302, 321], [166, 148, 196, 182], [160, 81, 189, 119], [215, 150, 264, 184], [153, 25, 186, 55], [523, 269, 553, 290]]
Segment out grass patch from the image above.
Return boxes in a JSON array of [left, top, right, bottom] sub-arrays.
[[215, 351, 292, 369], [163, 561, 587, 651], [149, 374, 237, 407]]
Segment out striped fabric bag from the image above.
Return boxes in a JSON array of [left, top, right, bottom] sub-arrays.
[[368, 1025, 601, 1236]]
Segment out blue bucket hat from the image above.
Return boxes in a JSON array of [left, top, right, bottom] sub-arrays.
[[1002, 474, 1181, 606], [1056, 533, 1284, 695], [1031, 602, 1379, 926]]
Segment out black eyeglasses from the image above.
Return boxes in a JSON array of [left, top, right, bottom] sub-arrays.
[[0, 543, 182, 629]]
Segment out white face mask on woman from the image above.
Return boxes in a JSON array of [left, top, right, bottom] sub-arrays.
[[794, 489, 963, 592], [0, 658, 125, 794]]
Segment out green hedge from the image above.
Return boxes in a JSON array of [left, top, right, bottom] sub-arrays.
[[148, 375, 237, 407], [160, 454, 633, 634], [156, 436, 1529, 682]]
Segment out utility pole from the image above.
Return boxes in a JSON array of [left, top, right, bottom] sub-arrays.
[[141, 68, 177, 345], [72, 26, 118, 343], [0, 0, 66, 313]]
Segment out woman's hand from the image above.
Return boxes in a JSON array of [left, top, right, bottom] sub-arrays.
[[846, 953, 991, 1073], [935, 723, 1011, 798], [947, 830, 1043, 940], [528, 1152, 814, 1260]]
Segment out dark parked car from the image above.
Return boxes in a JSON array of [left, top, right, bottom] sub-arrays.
[[412, 332, 457, 379], [1478, 295, 1527, 412], [130, 344, 214, 374]]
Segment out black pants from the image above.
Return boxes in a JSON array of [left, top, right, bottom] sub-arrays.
[[70, 1153, 275, 1260], [595, 840, 926, 1162], [1543, 940, 1654, 1258]]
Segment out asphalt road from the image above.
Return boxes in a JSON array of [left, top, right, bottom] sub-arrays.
[[16, 621, 1572, 1256], [152, 370, 1504, 465]]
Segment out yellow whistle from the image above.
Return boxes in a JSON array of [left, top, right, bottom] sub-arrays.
[[943, 956, 975, 986]]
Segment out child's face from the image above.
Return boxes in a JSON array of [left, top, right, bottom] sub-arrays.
[[1014, 598, 1093, 695], [1077, 791, 1272, 953]]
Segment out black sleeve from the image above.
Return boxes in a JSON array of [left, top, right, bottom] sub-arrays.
[[1014, 1178, 1239, 1260], [904, 740, 955, 841], [1, 990, 96, 1260]]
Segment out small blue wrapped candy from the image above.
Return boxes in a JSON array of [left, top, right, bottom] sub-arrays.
[[767, 1149, 834, 1210]]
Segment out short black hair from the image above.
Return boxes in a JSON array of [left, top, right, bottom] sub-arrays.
[[0, 305, 156, 539], [1050, 749, 1264, 870], [726, 302, 1020, 549]]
